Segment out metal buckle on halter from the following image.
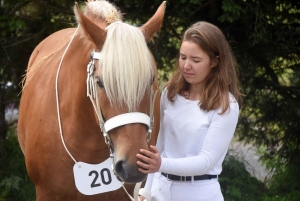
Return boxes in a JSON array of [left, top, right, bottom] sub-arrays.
[[150, 116, 154, 128], [100, 122, 105, 133], [146, 117, 154, 143], [103, 132, 114, 153], [87, 61, 94, 76], [146, 129, 152, 143], [90, 50, 94, 60]]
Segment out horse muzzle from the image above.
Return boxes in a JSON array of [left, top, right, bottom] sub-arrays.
[[113, 157, 147, 183]]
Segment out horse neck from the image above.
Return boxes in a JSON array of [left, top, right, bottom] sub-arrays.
[[58, 37, 97, 123]]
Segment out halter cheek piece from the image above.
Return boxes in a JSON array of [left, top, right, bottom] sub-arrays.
[[86, 50, 157, 158]]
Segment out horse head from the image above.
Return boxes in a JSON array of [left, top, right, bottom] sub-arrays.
[[73, 1, 165, 183]]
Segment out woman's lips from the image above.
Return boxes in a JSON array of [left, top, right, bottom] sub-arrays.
[[184, 72, 194, 76]]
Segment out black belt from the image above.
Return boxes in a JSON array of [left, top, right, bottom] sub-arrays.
[[161, 172, 218, 181]]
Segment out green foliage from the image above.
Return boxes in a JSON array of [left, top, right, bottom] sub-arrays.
[[220, 154, 264, 201], [260, 153, 300, 201], [0, 126, 35, 201], [229, 0, 300, 180], [261, 191, 300, 201], [219, 0, 246, 23], [220, 151, 300, 201]]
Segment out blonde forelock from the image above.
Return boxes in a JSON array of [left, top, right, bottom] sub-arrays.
[[84, 0, 122, 24], [99, 22, 153, 111]]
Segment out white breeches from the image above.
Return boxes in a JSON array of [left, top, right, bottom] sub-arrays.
[[151, 172, 224, 201]]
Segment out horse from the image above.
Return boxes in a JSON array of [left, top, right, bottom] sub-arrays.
[[17, 0, 165, 200]]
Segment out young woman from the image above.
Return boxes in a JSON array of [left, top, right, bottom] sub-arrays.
[[136, 21, 243, 201]]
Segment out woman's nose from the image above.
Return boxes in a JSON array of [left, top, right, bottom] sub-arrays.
[[183, 60, 191, 69]]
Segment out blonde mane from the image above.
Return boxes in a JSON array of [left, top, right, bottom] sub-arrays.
[[100, 22, 154, 112]]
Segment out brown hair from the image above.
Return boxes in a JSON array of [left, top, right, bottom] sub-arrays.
[[166, 21, 243, 113]]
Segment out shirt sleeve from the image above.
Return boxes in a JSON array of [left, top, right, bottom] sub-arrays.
[[144, 88, 167, 190], [158, 101, 239, 176]]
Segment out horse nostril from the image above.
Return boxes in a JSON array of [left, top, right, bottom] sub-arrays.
[[114, 159, 147, 183], [114, 160, 126, 180]]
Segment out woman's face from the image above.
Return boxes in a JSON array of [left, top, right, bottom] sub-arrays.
[[179, 40, 216, 87]]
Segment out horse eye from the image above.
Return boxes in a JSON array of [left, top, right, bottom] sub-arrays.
[[151, 76, 156, 85], [96, 77, 104, 88]]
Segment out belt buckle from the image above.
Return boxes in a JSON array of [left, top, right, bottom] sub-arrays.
[[166, 173, 171, 181]]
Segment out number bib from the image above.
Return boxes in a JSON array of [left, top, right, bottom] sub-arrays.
[[73, 158, 122, 195]]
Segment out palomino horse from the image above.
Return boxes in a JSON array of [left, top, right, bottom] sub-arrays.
[[17, 1, 165, 200]]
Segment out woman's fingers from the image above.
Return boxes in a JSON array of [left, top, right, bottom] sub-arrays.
[[139, 149, 153, 158], [149, 145, 159, 153], [136, 153, 150, 163], [136, 145, 161, 173], [136, 159, 149, 168], [138, 167, 149, 174]]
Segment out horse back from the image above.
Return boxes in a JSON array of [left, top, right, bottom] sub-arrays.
[[28, 28, 77, 71]]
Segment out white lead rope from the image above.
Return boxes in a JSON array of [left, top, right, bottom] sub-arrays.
[[55, 25, 80, 165]]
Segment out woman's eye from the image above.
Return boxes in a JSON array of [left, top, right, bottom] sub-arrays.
[[96, 77, 104, 88]]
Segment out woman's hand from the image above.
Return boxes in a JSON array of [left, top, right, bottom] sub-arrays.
[[136, 145, 161, 174]]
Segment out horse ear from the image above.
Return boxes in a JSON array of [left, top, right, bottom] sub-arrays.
[[140, 1, 166, 42], [74, 2, 106, 51]]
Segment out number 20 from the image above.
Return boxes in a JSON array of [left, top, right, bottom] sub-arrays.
[[89, 168, 112, 188]]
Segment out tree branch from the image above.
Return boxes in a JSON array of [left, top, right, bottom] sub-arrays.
[[2, 28, 45, 48]]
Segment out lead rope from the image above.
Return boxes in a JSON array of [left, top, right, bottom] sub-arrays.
[[55, 25, 80, 165]]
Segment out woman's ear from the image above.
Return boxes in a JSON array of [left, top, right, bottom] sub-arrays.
[[211, 56, 219, 68]]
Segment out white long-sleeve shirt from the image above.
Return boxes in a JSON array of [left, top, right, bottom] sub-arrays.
[[144, 88, 239, 190]]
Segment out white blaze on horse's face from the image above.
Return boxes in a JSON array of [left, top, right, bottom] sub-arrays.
[[74, 2, 166, 183]]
